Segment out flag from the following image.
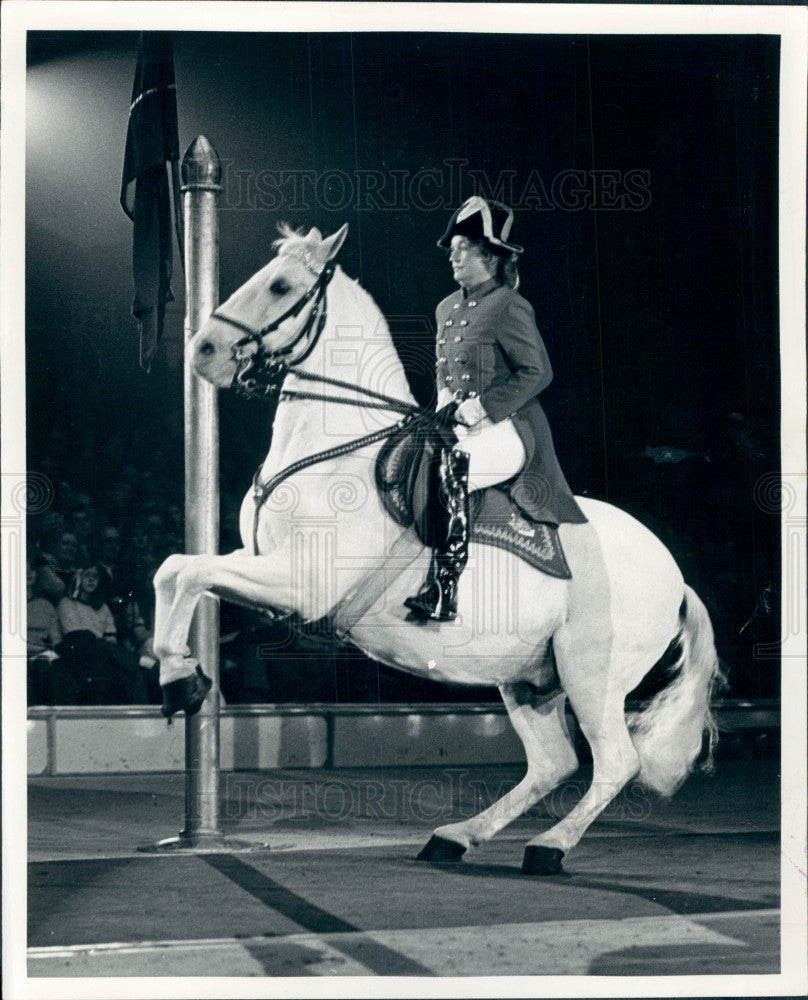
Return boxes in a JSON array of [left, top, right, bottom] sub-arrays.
[[120, 32, 183, 371]]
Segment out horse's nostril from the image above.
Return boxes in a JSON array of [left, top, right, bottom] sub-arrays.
[[199, 341, 215, 358]]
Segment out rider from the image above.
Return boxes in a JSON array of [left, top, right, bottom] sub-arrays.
[[404, 196, 586, 622]]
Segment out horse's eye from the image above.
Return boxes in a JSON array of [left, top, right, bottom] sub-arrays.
[[270, 279, 290, 296]]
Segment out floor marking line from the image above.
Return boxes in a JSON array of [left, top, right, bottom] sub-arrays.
[[27, 907, 780, 959]]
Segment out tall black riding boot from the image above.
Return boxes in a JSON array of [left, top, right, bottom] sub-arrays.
[[404, 448, 470, 621]]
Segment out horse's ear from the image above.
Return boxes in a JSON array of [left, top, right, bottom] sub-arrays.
[[321, 223, 349, 262], [307, 227, 323, 243]]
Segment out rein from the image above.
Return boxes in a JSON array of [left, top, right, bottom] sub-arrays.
[[249, 373, 442, 554], [282, 369, 426, 415], [216, 256, 444, 554], [249, 409, 439, 555]]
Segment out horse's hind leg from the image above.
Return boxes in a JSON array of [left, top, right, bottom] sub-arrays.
[[417, 685, 579, 863], [521, 659, 641, 874]]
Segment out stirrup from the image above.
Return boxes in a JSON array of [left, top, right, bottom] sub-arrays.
[[161, 665, 212, 720]]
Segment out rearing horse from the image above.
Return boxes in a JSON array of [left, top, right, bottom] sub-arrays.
[[153, 223, 721, 875]]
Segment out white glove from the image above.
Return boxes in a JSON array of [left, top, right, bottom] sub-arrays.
[[454, 395, 487, 427]]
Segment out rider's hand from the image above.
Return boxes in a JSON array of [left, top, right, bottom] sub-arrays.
[[455, 396, 487, 427], [436, 387, 455, 409]]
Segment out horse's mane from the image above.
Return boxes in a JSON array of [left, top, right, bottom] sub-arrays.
[[272, 222, 308, 254]]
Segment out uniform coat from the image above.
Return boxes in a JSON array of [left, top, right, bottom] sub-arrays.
[[435, 277, 586, 526]]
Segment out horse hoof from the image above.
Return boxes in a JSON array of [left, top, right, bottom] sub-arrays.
[[161, 666, 212, 719], [521, 845, 564, 876], [416, 834, 467, 863]]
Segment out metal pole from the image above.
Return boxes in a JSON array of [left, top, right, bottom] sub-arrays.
[[180, 135, 222, 845], [142, 138, 262, 855]]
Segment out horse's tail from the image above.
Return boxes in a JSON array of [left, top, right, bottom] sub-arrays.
[[629, 585, 724, 798]]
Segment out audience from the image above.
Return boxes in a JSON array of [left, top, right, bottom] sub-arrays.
[[26, 423, 777, 707]]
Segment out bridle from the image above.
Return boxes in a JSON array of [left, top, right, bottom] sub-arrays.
[[205, 252, 451, 554], [210, 260, 336, 398]]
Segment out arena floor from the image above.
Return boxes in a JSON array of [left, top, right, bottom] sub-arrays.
[[26, 755, 782, 981]]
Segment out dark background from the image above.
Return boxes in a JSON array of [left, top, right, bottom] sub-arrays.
[[26, 31, 780, 702]]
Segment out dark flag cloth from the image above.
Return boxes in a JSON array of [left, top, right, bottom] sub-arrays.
[[120, 32, 183, 372]]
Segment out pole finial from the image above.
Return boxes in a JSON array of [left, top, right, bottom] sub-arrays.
[[181, 135, 221, 188]]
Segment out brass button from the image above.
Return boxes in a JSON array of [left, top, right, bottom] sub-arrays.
[[455, 356, 468, 364], [452, 302, 460, 309], [459, 319, 468, 326], [445, 375, 454, 383], [437, 357, 447, 365], [438, 338, 446, 346], [453, 335, 462, 343], [467, 390, 478, 398], [445, 319, 453, 326], [468, 300, 477, 307], [461, 373, 471, 381], [453, 388, 464, 400]]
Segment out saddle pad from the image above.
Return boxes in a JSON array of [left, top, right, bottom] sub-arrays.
[[471, 488, 571, 579], [376, 418, 571, 580]]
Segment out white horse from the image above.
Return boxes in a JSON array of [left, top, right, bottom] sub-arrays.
[[153, 223, 722, 874]]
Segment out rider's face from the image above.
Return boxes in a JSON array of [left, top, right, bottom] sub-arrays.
[[448, 237, 495, 290]]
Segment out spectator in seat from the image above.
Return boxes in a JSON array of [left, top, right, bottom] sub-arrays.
[[120, 519, 161, 631], [36, 526, 80, 603], [65, 494, 94, 566], [94, 525, 160, 703], [27, 557, 62, 704], [94, 524, 130, 623], [56, 566, 140, 703]]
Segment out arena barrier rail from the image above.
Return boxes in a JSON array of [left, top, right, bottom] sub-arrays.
[[27, 699, 780, 776]]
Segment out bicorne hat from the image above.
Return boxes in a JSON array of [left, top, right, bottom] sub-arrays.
[[437, 196, 523, 254]]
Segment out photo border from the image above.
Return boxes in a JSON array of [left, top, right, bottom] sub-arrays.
[[3, 4, 806, 998]]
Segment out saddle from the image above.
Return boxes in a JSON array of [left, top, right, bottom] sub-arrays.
[[375, 412, 571, 579]]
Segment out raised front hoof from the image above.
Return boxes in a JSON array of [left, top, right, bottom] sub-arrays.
[[161, 666, 212, 720], [416, 834, 467, 864], [521, 845, 565, 876]]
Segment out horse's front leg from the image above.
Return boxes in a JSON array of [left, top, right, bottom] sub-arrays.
[[153, 549, 292, 714], [153, 553, 200, 683]]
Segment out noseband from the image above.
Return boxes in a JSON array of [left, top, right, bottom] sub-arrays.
[[210, 261, 336, 398]]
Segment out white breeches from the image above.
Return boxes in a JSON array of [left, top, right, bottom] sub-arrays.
[[453, 416, 526, 492]]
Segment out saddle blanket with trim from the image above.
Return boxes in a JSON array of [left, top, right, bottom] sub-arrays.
[[469, 489, 571, 579], [375, 417, 571, 580]]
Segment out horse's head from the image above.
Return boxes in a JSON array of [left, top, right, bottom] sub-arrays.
[[189, 223, 349, 391]]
